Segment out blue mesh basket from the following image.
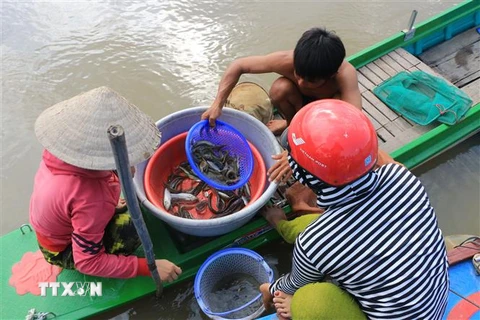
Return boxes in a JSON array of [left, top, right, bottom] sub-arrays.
[[186, 120, 254, 191], [194, 248, 274, 320]]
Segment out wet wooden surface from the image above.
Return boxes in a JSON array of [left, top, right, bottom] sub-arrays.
[[419, 27, 480, 88], [419, 27, 479, 106]]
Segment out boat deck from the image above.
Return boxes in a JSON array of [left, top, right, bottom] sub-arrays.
[[357, 27, 479, 153], [419, 27, 480, 104]]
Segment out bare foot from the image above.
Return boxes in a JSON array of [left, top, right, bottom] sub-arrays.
[[273, 291, 293, 319], [260, 205, 287, 228], [285, 182, 324, 215], [259, 283, 273, 310], [267, 119, 287, 135], [115, 198, 127, 214]]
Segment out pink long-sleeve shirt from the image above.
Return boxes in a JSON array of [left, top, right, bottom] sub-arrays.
[[29, 150, 149, 278]]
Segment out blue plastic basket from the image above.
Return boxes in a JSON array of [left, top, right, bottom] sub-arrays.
[[186, 120, 254, 191], [194, 248, 274, 320]]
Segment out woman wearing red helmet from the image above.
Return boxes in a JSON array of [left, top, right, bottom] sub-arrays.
[[260, 100, 448, 319]]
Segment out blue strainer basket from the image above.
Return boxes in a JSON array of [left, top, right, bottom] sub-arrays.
[[186, 120, 254, 191], [194, 248, 274, 320]]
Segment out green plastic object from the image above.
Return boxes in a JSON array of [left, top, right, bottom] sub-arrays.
[[373, 71, 472, 125]]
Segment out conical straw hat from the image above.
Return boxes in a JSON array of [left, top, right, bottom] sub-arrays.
[[225, 82, 273, 124], [35, 86, 161, 170]]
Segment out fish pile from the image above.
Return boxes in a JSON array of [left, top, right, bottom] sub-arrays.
[[163, 161, 251, 219], [208, 273, 262, 318], [190, 140, 242, 186]]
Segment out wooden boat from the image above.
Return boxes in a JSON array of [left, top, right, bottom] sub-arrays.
[[1, 1, 479, 319]]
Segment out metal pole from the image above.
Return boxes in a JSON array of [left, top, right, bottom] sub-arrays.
[[107, 125, 163, 297], [407, 10, 418, 31], [403, 10, 418, 41]]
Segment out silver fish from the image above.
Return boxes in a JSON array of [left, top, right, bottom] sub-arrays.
[[164, 188, 172, 211], [171, 193, 198, 203]]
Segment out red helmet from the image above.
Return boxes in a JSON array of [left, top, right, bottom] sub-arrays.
[[288, 99, 378, 186]]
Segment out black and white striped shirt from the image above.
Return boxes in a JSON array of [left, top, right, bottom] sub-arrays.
[[270, 161, 449, 319]]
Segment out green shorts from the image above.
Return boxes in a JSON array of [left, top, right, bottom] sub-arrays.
[[290, 282, 366, 320], [276, 214, 321, 244]]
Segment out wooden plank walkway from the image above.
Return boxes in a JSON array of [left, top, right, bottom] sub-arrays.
[[419, 26, 480, 106], [359, 27, 479, 153], [419, 28, 480, 87]]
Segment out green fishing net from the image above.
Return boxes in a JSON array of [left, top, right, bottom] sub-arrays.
[[373, 70, 472, 125]]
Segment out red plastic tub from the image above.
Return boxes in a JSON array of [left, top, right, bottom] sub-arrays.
[[144, 132, 266, 220]]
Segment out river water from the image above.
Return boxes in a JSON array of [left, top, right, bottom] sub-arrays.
[[2, 1, 478, 319]]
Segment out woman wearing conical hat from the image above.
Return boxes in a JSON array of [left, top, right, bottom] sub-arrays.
[[29, 87, 182, 280]]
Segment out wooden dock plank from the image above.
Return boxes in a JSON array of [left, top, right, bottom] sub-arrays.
[[358, 81, 368, 94], [388, 50, 414, 69], [362, 90, 400, 121], [381, 122, 436, 153], [373, 59, 398, 77], [357, 71, 376, 91], [461, 78, 480, 105], [359, 66, 383, 86], [418, 27, 480, 88], [383, 117, 413, 138], [395, 48, 423, 66], [364, 62, 391, 81], [406, 123, 437, 136], [380, 55, 405, 73], [365, 112, 382, 130], [361, 96, 390, 126], [381, 140, 405, 153], [433, 41, 480, 85], [378, 139, 387, 150], [383, 121, 404, 138], [401, 116, 417, 127], [408, 64, 449, 82], [455, 70, 480, 88], [419, 28, 480, 66], [377, 127, 396, 145], [381, 137, 410, 153]]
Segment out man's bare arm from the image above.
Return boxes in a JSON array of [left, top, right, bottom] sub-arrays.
[[211, 51, 293, 110], [337, 62, 362, 110]]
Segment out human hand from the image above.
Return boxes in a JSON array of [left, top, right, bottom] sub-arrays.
[[201, 105, 223, 127], [115, 198, 128, 214], [259, 283, 274, 310], [130, 166, 136, 178], [267, 150, 292, 183], [155, 259, 182, 283]]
